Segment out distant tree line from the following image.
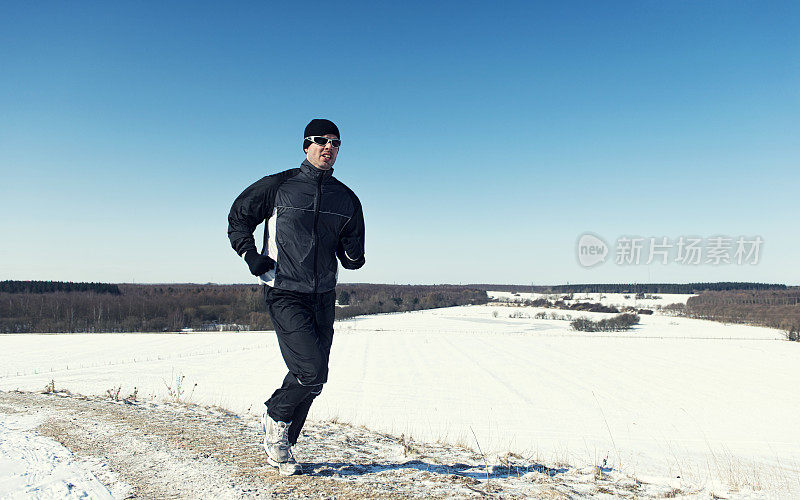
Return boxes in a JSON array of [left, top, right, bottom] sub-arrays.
[[334, 284, 487, 320], [0, 284, 267, 333], [468, 284, 552, 293], [511, 297, 621, 314], [547, 282, 786, 294], [0, 282, 487, 333], [682, 289, 800, 340], [0, 280, 121, 295]]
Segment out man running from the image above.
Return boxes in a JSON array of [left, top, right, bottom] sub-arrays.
[[227, 119, 365, 475]]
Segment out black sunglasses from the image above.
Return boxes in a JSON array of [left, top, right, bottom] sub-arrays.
[[305, 136, 341, 148]]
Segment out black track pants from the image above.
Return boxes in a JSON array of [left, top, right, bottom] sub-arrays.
[[264, 287, 336, 444]]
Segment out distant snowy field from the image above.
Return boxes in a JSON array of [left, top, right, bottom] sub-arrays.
[[2, 294, 798, 496], [489, 291, 696, 308]]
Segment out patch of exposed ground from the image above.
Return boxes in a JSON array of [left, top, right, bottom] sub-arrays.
[[0, 390, 693, 498]]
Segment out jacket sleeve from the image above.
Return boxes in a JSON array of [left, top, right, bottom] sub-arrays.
[[337, 194, 365, 270], [227, 174, 282, 257]]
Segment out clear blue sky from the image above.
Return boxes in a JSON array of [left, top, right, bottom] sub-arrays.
[[1, 1, 798, 285]]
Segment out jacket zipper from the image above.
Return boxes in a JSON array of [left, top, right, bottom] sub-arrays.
[[312, 174, 323, 293]]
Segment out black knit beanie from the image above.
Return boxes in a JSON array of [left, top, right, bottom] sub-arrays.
[[303, 119, 340, 151]]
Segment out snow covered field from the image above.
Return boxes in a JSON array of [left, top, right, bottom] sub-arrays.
[[1, 297, 798, 497], [489, 291, 696, 308]]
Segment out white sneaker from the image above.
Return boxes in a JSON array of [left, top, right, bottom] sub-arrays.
[[261, 411, 295, 467]]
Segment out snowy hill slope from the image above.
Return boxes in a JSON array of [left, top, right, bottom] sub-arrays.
[[0, 390, 686, 499]]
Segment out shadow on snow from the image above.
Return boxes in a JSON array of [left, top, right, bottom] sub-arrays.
[[305, 459, 571, 480]]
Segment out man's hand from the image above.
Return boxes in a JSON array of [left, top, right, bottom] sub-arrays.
[[336, 243, 365, 270], [243, 250, 275, 276]]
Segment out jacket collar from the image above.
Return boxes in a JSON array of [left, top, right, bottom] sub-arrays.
[[300, 159, 334, 181]]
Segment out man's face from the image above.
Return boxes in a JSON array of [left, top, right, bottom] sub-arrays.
[[305, 134, 339, 170]]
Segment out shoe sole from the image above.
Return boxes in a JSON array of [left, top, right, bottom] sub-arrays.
[[263, 437, 299, 475], [266, 455, 302, 475]]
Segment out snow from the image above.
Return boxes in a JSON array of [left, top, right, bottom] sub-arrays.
[[1, 297, 799, 497], [0, 409, 114, 499], [0, 391, 690, 498], [489, 291, 696, 308]]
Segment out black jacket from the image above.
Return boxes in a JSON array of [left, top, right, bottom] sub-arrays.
[[228, 160, 365, 293]]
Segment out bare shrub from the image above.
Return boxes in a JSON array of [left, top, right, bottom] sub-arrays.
[[43, 379, 56, 394], [571, 317, 597, 332], [399, 433, 416, 457], [571, 313, 640, 332], [163, 371, 197, 404], [106, 386, 122, 401], [662, 303, 686, 315], [569, 302, 619, 313], [125, 387, 139, 402]]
